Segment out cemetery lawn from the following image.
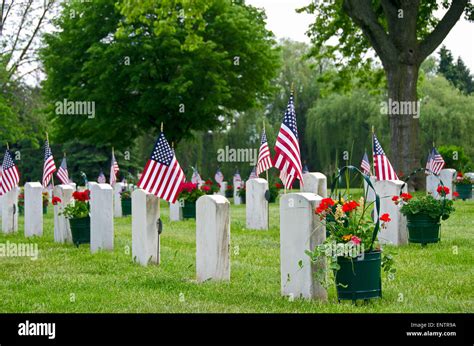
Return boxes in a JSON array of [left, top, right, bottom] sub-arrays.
[[0, 199, 472, 313]]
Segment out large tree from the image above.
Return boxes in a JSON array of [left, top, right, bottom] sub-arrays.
[[300, 0, 473, 187], [41, 0, 279, 148]]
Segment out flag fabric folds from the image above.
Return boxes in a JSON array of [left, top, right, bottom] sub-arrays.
[[110, 151, 120, 186], [137, 132, 185, 203], [57, 157, 70, 185], [273, 92, 303, 189], [191, 166, 201, 184], [233, 170, 242, 187], [360, 152, 371, 175], [97, 171, 106, 183], [42, 140, 56, 188], [372, 133, 398, 181], [215, 168, 224, 185], [248, 167, 258, 180], [256, 128, 272, 176], [0, 150, 20, 195], [426, 147, 445, 175]]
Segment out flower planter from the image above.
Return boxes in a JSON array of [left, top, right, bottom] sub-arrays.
[[43, 206, 48, 214], [456, 184, 472, 201], [335, 251, 382, 302], [69, 216, 90, 247], [18, 205, 24, 215], [121, 198, 132, 216], [225, 190, 233, 198], [406, 213, 440, 245], [183, 201, 196, 219]]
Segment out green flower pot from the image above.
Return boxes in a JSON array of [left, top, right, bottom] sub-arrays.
[[406, 213, 440, 245], [240, 195, 246, 204], [18, 205, 24, 215], [183, 201, 196, 219], [69, 217, 91, 247], [43, 206, 48, 214], [335, 251, 382, 302], [121, 198, 132, 216], [456, 184, 472, 201], [225, 190, 233, 198]]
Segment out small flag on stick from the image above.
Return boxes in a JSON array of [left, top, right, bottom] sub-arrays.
[[0, 148, 20, 195], [110, 148, 120, 186], [57, 155, 70, 185], [372, 133, 398, 181], [42, 138, 56, 188]]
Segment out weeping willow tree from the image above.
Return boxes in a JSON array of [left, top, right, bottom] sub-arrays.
[[305, 89, 386, 176]]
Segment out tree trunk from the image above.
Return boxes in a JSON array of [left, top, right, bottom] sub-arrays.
[[386, 63, 421, 190]]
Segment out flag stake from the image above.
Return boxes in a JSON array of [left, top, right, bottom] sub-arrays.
[[161, 122, 164, 132]]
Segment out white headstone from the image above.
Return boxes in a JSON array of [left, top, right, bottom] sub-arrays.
[[364, 176, 377, 202], [132, 189, 160, 266], [218, 181, 227, 196], [374, 180, 408, 246], [69, 182, 77, 191], [2, 187, 18, 234], [246, 178, 268, 230], [302, 172, 327, 197], [196, 195, 230, 282], [24, 182, 43, 238], [113, 182, 125, 217], [53, 184, 74, 243], [169, 201, 183, 221], [233, 182, 242, 205], [427, 168, 456, 200], [280, 193, 327, 300], [90, 182, 114, 253]]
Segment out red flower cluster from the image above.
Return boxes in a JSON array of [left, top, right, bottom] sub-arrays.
[[275, 183, 283, 189], [200, 185, 211, 193], [72, 190, 90, 202], [453, 191, 460, 198], [342, 200, 359, 213], [436, 185, 450, 195], [400, 193, 412, 201], [227, 185, 233, 190], [52, 196, 62, 205], [180, 182, 198, 193], [205, 179, 213, 185], [380, 213, 391, 222], [315, 198, 335, 214]]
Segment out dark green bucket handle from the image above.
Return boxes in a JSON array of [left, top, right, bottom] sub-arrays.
[[329, 165, 381, 252]]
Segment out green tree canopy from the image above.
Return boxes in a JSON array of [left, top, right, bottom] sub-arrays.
[[41, 0, 279, 148]]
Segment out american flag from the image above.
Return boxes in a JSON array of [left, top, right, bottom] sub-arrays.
[[42, 140, 56, 188], [137, 132, 185, 203], [256, 128, 272, 176], [0, 150, 20, 195], [215, 168, 224, 184], [360, 152, 371, 175], [248, 167, 258, 180], [273, 92, 303, 189], [191, 166, 201, 184], [57, 157, 70, 185], [233, 170, 242, 187], [373, 133, 398, 181], [98, 171, 106, 183], [110, 151, 120, 186], [427, 147, 445, 175]]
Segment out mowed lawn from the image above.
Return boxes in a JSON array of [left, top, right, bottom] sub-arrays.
[[0, 196, 472, 313]]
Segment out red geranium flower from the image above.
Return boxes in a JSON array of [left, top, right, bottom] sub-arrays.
[[457, 172, 463, 178], [400, 193, 413, 201], [453, 191, 460, 198], [275, 183, 283, 189], [315, 198, 335, 214], [227, 185, 233, 190], [392, 196, 399, 202], [200, 185, 210, 192], [380, 213, 391, 222], [437, 185, 450, 195], [52, 196, 62, 205], [205, 179, 213, 185], [342, 200, 359, 213]]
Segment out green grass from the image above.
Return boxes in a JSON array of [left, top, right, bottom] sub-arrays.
[[0, 197, 472, 313]]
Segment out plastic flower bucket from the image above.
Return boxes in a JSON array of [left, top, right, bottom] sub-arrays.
[[335, 251, 382, 302], [406, 213, 440, 245], [183, 201, 196, 219], [43, 206, 48, 215], [69, 217, 91, 247], [121, 198, 132, 216], [456, 184, 472, 201]]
